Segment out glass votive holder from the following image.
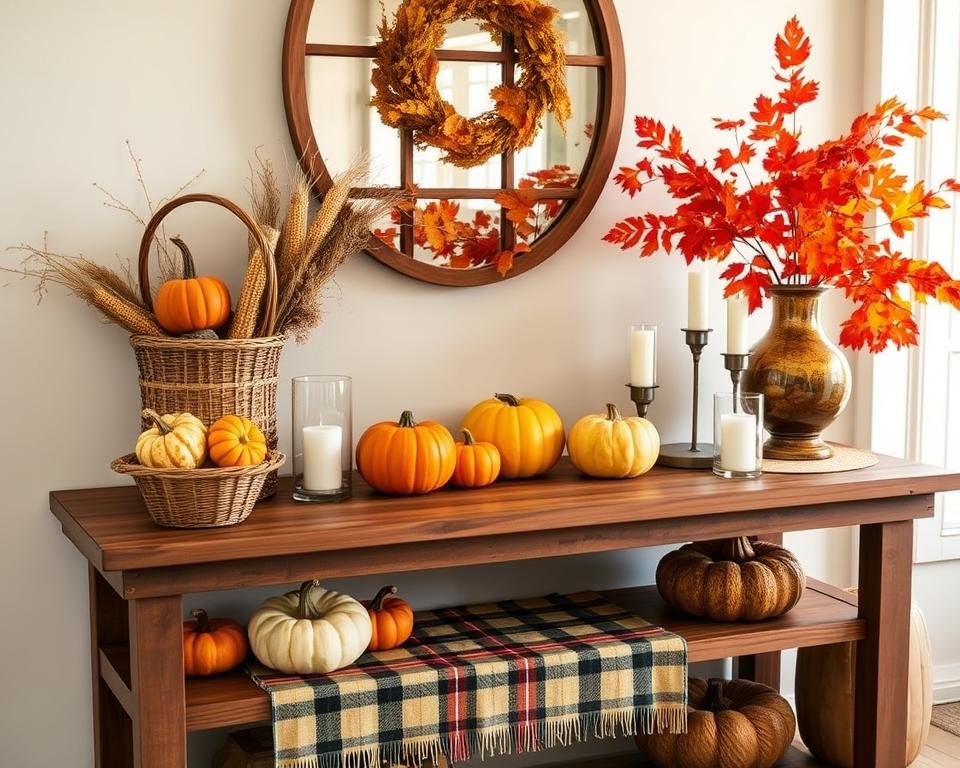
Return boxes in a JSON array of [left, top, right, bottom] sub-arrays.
[[628, 323, 657, 387], [713, 392, 763, 479], [292, 375, 352, 502]]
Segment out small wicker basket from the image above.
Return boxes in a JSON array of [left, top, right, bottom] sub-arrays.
[[111, 451, 286, 528]]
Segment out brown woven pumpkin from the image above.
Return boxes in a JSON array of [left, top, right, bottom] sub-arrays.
[[656, 537, 805, 621], [636, 678, 795, 768]]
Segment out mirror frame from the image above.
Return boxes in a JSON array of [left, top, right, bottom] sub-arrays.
[[282, 0, 625, 286]]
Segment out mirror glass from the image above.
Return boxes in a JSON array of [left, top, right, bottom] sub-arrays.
[[302, 0, 601, 273]]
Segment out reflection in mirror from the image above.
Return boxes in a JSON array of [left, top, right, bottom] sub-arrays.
[[514, 66, 599, 185]]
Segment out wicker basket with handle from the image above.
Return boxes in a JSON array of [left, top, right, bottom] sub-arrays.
[[132, 193, 284, 498]]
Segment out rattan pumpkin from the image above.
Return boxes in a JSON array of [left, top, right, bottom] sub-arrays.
[[461, 394, 564, 478], [356, 410, 456, 495], [367, 586, 415, 652], [135, 408, 207, 469], [656, 537, 805, 621], [636, 678, 795, 768], [795, 594, 932, 766], [183, 609, 248, 677], [451, 428, 501, 488]]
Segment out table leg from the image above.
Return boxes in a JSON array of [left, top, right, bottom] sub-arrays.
[[129, 594, 186, 768], [854, 519, 913, 768], [90, 566, 132, 767], [735, 533, 783, 690]]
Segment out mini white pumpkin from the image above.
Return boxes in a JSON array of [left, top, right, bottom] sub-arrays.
[[248, 580, 373, 674]]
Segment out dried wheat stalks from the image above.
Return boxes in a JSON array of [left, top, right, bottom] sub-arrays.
[[248, 150, 282, 231], [276, 192, 401, 343], [93, 141, 205, 286], [228, 225, 280, 339], [4, 243, 164, 336]]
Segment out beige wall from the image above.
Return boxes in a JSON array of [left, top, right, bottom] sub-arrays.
[[0, 1, 865, 765]]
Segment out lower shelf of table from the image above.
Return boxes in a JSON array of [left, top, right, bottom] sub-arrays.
[[99, 578, 861, 733], [570, 746, 825, 767]]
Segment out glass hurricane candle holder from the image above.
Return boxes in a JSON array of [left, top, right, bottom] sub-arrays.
[[713, 392, 763, 479], [292, 375, 352, 502]]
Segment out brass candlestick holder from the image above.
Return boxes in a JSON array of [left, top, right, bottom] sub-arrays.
[[657, 329, 714, 469], [627, 384, 658, 418]]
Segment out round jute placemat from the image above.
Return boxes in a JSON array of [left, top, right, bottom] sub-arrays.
[[762, 443, 879, 474]]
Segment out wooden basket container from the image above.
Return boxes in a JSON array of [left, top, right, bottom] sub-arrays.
[[133, 193, 283, 498], [112, 451, 286, 528]]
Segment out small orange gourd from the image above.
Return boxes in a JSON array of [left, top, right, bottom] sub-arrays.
[[207, 415, 267, 467], [451, 429, 501, 488], [182, 609, 248, 677], [367, 585, 415, 651], [154, 237, 231, 334], [356, 411, 456, 495]]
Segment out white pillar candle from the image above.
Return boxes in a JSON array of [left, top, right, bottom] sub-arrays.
[[719, 413, 758, 472], [726, 295, 749, 354], [302, 425, 343, 491], [687, 269, 710, 330], [630, 328, 656, 386]]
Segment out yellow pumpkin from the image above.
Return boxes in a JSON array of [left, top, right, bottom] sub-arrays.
[[154, 237, 232, 334], [207, 415, 267, 467], [461, 394, 564, 478], [135, 408, 207, 468], [567, 403, 660, 478], [451, 429, 501, 488]]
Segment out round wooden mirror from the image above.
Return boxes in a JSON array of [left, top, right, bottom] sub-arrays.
[[282, 0, 624, 286]]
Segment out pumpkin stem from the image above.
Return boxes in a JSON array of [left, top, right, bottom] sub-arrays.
[[702, 678, 732, 712], [461, 428, 476, 446], [191, 608, 211, 634], [718, 536, 756, 563], [372, 585, 398, 610], [495, 393, 520, 407], [142, 408, 172, 436], [605, 403, 622, 421], [170, 237, 198, 279], [297, 579, 321, 620], [398, 410, 417, 428]]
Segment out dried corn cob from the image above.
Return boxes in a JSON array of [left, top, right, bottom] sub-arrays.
[[228, 226, 279, 339], [304, 161, 367, 257], [276, 178, 309, 287], [90, 287, 165, 336]]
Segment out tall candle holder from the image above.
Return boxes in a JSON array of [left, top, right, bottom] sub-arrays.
[[657, 329, 714, 469], [722, 353, 751, 410], [627, 384, 658, 418]]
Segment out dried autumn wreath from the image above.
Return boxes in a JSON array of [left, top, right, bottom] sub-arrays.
[[371, 0, 572, 169]]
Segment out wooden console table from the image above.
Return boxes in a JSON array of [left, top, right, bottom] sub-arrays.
[[51, 455, 960, 768]]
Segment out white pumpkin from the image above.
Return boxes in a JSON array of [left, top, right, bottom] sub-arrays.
[[248, 580, 373, 674]]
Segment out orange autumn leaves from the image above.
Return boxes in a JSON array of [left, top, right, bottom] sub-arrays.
[[374, 164, 576, 276], [604, 16, 960, 352]]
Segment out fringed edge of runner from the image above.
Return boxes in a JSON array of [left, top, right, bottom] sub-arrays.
[[273, 705, 687, 768]]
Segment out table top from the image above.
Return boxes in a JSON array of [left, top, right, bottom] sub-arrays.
[[51, 455, 960, 573]]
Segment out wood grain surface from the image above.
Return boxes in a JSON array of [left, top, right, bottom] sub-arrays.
[[50, 456, 956, 574]]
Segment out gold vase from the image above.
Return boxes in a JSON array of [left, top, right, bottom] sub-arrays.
[[745, 285, 850, 460]]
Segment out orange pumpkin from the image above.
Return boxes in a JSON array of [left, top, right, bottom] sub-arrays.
[[207, 415, 267, 467], [451, 428, 501, 488], [182, 609, 248, 677], [154, 237, 231, 334], [356, 410, 456, 494], [367, 586, 415, 651]]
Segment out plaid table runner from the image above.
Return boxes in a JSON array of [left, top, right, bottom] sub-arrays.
[[250, 591, 687, 768]]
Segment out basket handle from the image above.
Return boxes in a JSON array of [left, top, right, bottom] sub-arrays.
[[137, 193, 278, 337]]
